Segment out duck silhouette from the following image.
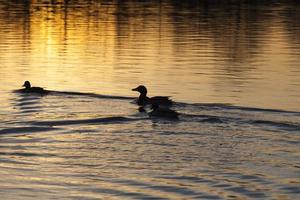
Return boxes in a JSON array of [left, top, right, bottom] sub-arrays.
[[19, 81, 48, 94], [149, 103, 179, 119], [132, 85, 173, 106]]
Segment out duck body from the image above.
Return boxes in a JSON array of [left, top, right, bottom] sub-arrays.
[[21, 87, 45, 93], [132, 85, 173, 107], [17, 81, 48, 95], [149, 103, 179, 119]]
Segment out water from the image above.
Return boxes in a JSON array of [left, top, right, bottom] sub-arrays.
[[0, 1, 300, 199]]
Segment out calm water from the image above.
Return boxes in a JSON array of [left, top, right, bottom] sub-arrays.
[[0, 1, 300, 199]]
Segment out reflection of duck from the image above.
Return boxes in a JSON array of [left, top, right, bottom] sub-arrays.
[[132, 85, 173, 106], [19, 81, 48, 94], [149, 103, 179, 119]]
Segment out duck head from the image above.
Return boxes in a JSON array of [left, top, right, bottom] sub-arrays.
[[132, 85, 147, 95], [22, 81, 31, 89]]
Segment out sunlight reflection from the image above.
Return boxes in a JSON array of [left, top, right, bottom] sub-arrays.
[[0, 1, 299, 110]]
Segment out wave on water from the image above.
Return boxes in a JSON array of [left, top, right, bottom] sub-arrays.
[[250, 120, 300, 132], [14, 89, 135, 100], [31, 116, 143, 127], [13, 89, 300, 114], [8, 89, 300, 134], [0, 126, 61, 135], [177, 102, 300, 115], [3, 89, 300, 200]]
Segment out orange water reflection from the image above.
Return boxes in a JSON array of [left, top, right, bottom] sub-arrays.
[[0, 1, 299, 110]]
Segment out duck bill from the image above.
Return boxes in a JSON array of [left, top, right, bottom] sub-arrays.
[[132, 87, 138, 91], [22, 84, 25, 87]]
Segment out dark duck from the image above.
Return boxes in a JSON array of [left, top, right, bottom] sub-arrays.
[[149, 103, 179, 119], [19, 81, 48, 94], [132, 85, 173, 107]]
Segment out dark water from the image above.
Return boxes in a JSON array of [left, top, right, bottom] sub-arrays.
[[0, 1, 300, 199]]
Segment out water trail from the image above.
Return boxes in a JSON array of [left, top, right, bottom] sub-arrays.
[[14, 89, 135, 100], [0, 126, 61, 135], [31, 116, 144, 127]]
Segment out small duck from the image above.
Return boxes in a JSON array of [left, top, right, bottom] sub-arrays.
[[19, 81, 48, 94], [149, 103, 179, 119], [132, 85, 173, 106]]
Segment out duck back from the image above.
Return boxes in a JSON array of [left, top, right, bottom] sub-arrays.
[[150, 96, 173, 106], [20, 87, 47, 94]]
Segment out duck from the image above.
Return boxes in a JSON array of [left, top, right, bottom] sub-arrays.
[[132, 85, 173, 107], [149, 103, 179, 119], [19, 81, 48, 94]]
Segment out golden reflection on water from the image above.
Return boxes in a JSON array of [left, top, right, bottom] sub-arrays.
[[1, 3, 300, 200], [0, 1, 300, 110]]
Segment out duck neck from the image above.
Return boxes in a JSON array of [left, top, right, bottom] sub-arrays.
[[139, 92, 147, 98], [138, 93, 148, 105]]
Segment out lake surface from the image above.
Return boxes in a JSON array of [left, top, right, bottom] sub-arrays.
[[0, 1, 300, 199]]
